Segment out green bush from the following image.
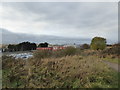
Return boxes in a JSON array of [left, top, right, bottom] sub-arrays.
[[62, 47, 77, 56], [33, 50, 52, 60], [33, 47, 77, 59], [52, 50, 64, 58], [90, 37, 106, 50], [52, 47, 77, 57], [81, 44, 90, 49]]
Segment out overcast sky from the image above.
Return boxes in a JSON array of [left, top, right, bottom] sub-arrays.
[[0, 2, 118, 43]]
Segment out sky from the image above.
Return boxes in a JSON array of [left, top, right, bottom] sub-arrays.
[[0, 2, 118, 43]]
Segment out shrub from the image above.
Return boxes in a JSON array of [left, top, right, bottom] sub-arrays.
[[51, 47, 77, 58], [81, 44, 90, 49], [33, 47, 77, 59], [52, 50, 64, 58], [90, 37, 106, 50], [101, 45, 120, 56], [62, 47, 77, 56], [33, 50, 52, 60]]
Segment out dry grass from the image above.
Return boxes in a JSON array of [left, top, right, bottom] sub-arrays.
[[33, 47, 77, 59], [2, 46, 120, 88], [2, 54, 119, 88]]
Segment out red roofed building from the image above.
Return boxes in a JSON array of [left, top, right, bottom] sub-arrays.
[[36, 47, 53, 51], [36, 46, 66, 51]]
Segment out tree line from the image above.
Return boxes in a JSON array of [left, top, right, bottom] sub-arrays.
[[7, 42, 48, 52], [2, 37, 110, 52]]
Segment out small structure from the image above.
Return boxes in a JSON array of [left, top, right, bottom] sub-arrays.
[[36, 47, 53, 51], [36, 46, 66, 51], [63, 44, 77, 48], [53, 46, 65, 51]]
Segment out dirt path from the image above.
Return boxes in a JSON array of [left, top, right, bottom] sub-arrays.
[[103, 60, 120, 72]]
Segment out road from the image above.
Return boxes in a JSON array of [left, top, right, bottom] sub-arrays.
[[103, 60, 120, 72]]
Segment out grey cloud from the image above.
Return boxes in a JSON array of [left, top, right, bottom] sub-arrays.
[[2, 2, 117, 27], [1, 2, 118, 43]]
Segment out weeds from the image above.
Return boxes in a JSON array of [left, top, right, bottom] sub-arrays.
[[33, 47, 78, 59], [2, 46, 120, 88], [2, 55, 119, 88]]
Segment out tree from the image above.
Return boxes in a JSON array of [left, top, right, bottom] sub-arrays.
[[38, 42, 48, 47], [8, 44, 16, 52], [30, 43, 37, 50], [90, 37, 106, 50], [18, 42, 37, 51], [81, 44, 90, 49], [7, 42, 37, 52]]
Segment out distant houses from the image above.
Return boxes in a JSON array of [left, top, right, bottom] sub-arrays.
[[36, 44, 80, 51], [37, 46, 66, 51], [37, 47, 53, 51]]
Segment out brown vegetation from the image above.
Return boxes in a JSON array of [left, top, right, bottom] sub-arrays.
[[2, 45, 120, 88]]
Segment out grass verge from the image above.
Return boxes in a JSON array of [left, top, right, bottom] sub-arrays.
[[102, 57, 120, 65]]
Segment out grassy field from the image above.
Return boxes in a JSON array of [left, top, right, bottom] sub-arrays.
[[2, 47, 120, 88]]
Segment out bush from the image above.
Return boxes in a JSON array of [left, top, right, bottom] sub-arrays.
[[90, 37, 106, 50], [101, 45, 120, 56], [62, 47, 77, 56], [52, 50, 64, 58], [33, 47, 77, 59], [81, 44, 90, 49], [33, 50, 52, 60]]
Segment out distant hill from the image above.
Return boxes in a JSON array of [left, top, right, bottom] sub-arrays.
[[1, 28, 91, 45]]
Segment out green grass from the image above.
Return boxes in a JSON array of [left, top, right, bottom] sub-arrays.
[[102, 57, 120, 64]]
